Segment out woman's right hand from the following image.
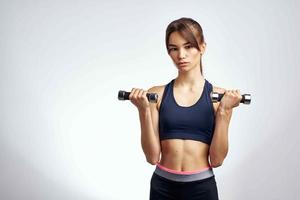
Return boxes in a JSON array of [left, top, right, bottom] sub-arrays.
[[129, 88, 150, 111]]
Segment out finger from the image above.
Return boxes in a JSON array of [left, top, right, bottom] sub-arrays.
[[142, 90, 147, 99], [230, 90, 237, 98], [230, 89, 236, 94], [133, 88, 140, 99], [129, 88, 136, 100], [137, 89, 144, 99], [224, 90, 230, 97], [231, 90, 236, 97], [236, 89, 242, 98], [227, 90, 233, 95], [234, 90, 242, 101], [141, 90, 148, 101], [234, 89, 241, 96], [232, 90, 239, 97], [231, 90, 237, 95]]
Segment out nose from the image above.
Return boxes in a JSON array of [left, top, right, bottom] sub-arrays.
[[178, 48, 187, 59]]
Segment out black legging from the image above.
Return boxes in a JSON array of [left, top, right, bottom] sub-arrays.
[[150, 173, 219, 200]]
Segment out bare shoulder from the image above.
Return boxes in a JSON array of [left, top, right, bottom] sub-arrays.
[[147, 85, 165, 94], [147, 84, 167, 110], [212, 85, 226, 94]]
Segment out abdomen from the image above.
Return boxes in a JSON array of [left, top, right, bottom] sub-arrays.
[[159, 139, 210, 171]]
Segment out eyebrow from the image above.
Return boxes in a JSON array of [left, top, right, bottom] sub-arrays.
[[168, 42, 191, 47]]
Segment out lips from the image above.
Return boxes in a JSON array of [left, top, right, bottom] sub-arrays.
[[178, 62, 189, 66]]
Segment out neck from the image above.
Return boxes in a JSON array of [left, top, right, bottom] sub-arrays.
[[175, 66, 205, 87]]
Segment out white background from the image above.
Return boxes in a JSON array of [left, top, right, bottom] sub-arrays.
[[1, 0, 299, 199]]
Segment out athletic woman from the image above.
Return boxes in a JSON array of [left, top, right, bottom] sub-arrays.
[[129, 17, 242, 200]]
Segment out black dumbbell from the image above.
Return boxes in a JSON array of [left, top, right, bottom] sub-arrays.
[[118, 90, 158, 103], [210, 92, 251, 104]]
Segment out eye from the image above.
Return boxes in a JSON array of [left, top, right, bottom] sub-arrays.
[[185, 45, 192, 49], [169, 48, 177, 52]]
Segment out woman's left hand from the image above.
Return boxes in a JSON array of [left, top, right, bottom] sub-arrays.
[[219, 89, 242, 110]]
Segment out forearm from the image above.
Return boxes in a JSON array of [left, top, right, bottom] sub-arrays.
[[139, 108, 161, 164], [209, 107, 232, 167]]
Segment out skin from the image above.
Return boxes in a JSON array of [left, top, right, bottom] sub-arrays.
[[129, 31, 242, 171]]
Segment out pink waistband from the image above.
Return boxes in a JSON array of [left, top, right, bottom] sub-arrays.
[[156, 162, 212, 175]]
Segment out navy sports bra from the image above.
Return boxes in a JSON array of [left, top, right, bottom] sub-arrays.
[[158, 78, 216, 145]]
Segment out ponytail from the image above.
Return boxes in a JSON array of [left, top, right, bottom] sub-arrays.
[[200, 57, 203, 75]]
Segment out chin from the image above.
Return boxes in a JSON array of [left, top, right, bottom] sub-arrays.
[[178, 65, 191, 70], [177, 68, 190, 73]]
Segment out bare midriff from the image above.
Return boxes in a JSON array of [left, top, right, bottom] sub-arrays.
[[158, 139, 211, 172]]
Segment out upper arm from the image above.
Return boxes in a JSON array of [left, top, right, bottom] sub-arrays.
[[212, 85, 226, 113], [147, 86, 164, 140]]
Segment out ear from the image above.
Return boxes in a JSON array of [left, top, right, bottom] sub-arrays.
[[200, 42, 206, 55]]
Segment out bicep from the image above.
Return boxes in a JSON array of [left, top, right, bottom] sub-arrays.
[[150, 104, 160, 137], [212, 85, 226, 112], [147, 87, 160, 138]]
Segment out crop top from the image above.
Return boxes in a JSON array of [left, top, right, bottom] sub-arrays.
[[158, 78, 216, 145]]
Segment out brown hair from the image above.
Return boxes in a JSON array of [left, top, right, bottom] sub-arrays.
[[165, 17, 205, 75]]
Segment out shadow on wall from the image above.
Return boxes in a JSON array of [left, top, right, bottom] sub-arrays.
[[0, 143, 106, 200]]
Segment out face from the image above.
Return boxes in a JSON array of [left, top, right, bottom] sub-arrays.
[[167, 31, 205, 72]]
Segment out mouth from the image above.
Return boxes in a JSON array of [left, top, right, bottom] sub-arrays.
[[178, 62, 190, 66]]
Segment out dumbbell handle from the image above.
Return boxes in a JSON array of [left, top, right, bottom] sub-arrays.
[[118, 90, 158, 103], [210, 92, 251, 104]]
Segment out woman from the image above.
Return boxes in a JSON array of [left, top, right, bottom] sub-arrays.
[[129, 17, 242, 200]]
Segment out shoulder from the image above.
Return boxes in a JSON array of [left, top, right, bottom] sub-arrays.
[[206, 79, 226, 93], [147, 84, 168, 111], [206, 80, 226, 94], [147, 79, 172, 95], [147, 85, 166, 100], [147, 85, 165, 94], [212, 85, 226, 93]]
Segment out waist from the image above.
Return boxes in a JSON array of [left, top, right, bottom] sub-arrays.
[[154, 162, 214, 182]]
